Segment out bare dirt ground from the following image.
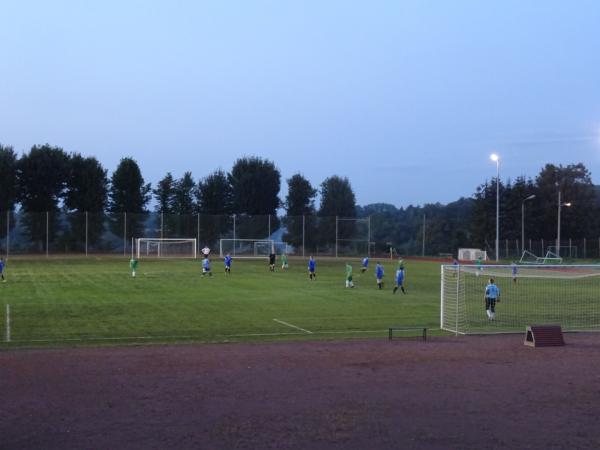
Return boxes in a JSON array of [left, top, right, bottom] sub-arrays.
[[2, 334, 600, 450]]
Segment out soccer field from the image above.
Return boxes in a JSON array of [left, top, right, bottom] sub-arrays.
[[0, 257, 444, 347]]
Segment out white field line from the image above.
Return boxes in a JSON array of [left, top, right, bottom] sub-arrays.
[[273, 318, 313, 334], [5, 304, 10, 343], [5, 329, 387, 344]]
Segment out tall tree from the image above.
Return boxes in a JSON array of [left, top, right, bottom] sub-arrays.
[[229, 157, 281, 215], [108, 157, 151, 245], [172, 172, 196, 237], [534, 163, 597, 243], [283, 174, 317, 249], [17, 144, 70, 251], [197, 170, 233, 246], [0, 145, 18, 241], [318, 176, 357, 248], [173, 172, 195, 215], [152, 172, 176, 237], [64, 153, 109, 250], [153, 172, 175, 213], [0, 144, 18, 212], [229, 157, 281, 238]]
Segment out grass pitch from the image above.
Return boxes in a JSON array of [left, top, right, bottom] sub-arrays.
[[0, 257, 443, 347]]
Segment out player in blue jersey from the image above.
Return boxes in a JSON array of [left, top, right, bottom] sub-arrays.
[[485, 278, 500, 320], [360, 256, 369, 273], [202, 257, 212, 277], [224, 254, 232, 274], [375, 262, 384, 289], [393, 266, 406, 294], [511, 262, 518, 284], [308, 256, 316, 280], [0, 257, 6, 282]]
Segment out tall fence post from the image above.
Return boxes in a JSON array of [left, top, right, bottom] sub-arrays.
[[46, 211, 49, 257], [583, 237, 586, 259], [5, 211, 9, 259], [268, 214, 271, 239], [302, 215, 305, 258], [421, 214, 425, 257], [123, 212, 127, 256], [197, 213, 200, 254], [368, 215, 372, 257], [335, 216, 338, 258], [85, 211, 88, 256], [233, 215, 236, 256], [541, 238, 544, 256]]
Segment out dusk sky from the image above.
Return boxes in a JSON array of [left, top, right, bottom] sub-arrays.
[[2, 0, 600, 208]]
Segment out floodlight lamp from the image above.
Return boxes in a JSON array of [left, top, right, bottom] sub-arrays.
[[564, 202, 572, 207], [490, 153, 499, 162]]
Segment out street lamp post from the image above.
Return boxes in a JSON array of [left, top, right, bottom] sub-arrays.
[[490, 154, 500, 261], [521, 194, 536, 254], [556, 190, 572, 258]]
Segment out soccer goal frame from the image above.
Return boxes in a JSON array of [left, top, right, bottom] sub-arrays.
[[441, 263, 600, 335], [220, 238, 280, 258], [136, 238, 197, 259], [520, 250, 563, 265]]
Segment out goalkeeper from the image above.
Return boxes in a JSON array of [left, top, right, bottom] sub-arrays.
[[484, 278, 500, 320], [129, 257, 138, 278], [281, 253, 288, 270]]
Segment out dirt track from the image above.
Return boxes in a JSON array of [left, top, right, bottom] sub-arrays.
[[2, 334, 600, 449]]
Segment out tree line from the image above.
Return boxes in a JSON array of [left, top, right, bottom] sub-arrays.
[[0, 143, 357, 251], [1, 143, 599, 256]]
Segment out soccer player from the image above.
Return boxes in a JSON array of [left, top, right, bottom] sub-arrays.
[[0, 257, 6, 282], [393, 266, 406, 294], [308, 256, 316, 280], [511, 262, 518, 283], [129, 257, 138, 278], [281, 253, 288, 270], [476, 255, 483, 276], [224, 253, 232, 274], [202, 257, 212, 277], [269, 252, 276, 272], [484, 277, 500, 320], [375, 262, 384, 289], [360, 256, 369, 273], [345, 263, 354, 288]]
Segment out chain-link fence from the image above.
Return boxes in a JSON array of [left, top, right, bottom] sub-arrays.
[[0, 212, 373, 258], [1, 210, 599, 259]]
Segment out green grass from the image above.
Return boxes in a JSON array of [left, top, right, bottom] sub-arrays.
[[0, 257, 444, 348]]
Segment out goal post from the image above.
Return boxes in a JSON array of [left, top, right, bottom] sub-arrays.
[[441, 264, 600, 335], [136, 238, 197, 259], [219, 239, 290, 258]]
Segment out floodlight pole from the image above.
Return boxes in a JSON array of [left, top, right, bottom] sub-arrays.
[[495, 160, 499, 261], [521, 195, 535, 254]]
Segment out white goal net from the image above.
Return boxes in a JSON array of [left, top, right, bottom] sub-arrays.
[[219, 239, 289, 258], [441, 264, 600, 335], [136, 238, 197, 259], [458, 248, 487, 261]]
